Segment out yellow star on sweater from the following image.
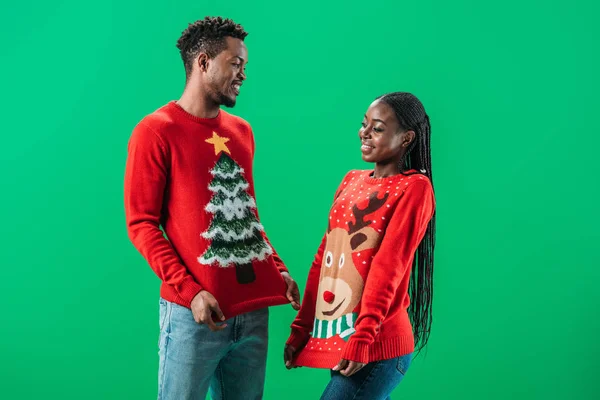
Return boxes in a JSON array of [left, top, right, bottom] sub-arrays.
[[205, 131, 231, 155]]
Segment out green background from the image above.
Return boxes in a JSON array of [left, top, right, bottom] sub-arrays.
[[1, 0, 599, 399]]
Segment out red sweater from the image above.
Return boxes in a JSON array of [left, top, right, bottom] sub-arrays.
[[124, 101, 290, 318], [286, 170, 435, 367]]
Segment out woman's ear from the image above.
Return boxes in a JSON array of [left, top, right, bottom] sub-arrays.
[[402, 130, 416, 148]]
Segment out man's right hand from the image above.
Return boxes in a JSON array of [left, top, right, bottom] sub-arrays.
[[190, 290, 227, 332]]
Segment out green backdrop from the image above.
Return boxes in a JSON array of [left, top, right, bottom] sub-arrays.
[[1, 0, 599, 399]]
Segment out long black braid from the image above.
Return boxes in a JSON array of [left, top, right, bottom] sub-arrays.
[[377, 92, 436, 354]]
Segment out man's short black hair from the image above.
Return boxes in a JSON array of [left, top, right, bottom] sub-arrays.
[[176, 16, 248, 77]]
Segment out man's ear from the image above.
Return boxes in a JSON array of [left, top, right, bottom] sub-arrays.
[[197, 53, 209, 72]]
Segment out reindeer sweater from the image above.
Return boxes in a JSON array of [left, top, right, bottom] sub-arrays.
[[286, 170, 435, 368], [124, 101, 290, 318]]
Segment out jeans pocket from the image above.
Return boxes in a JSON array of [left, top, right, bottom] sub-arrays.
[[395, 353, 413, 375], [159, 298, 169, 332]]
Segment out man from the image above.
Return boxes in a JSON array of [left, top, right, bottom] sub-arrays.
[[124, 16, 300, 400]]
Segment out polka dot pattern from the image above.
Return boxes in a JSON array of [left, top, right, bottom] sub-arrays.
[[293, 170, 432, 367], [328, 170, 411, 234]]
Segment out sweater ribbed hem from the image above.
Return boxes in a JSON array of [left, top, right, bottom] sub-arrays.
[[343, 335, 414, 363], [294, 334, 415, 369], [160, 285, 290, 320], [286, 329, 310, 350], [227, 295, 290, 317]]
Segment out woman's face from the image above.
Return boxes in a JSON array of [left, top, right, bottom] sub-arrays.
[[358, 100, 413, 165]]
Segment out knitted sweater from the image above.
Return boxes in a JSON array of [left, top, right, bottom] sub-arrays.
[[124, 101, 290, 318], [286, 170, 435, 368]]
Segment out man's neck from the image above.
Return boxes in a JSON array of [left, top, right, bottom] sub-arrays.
[[177, 87, 220, 119]]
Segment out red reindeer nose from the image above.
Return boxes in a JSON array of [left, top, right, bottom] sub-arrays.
[[323, 291, 335, 304]]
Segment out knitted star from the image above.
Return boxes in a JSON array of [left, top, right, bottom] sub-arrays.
[[205, 131, 231, 155]]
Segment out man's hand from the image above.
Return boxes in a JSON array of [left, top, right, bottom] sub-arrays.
[[281, 272, 300, 310], [190, 290, 227, 332], [283, 344, 301, 369], [332, 359, 366, 377]]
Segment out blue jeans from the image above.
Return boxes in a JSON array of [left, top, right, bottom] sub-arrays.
[[320, 353, 413, 400], [157, 298, 269, 400]]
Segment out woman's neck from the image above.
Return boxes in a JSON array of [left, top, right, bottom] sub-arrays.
[[372, 163, 402, 179]]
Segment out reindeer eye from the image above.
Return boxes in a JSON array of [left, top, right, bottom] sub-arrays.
[[325, 251, 333, 267], [339, 253, 345, 268]]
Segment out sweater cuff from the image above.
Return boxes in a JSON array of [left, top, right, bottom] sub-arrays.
[[286, 329, 310, 350], [178, 278, 203, 307], [277, 263, 289, 274], [341, 339, 370, 364]]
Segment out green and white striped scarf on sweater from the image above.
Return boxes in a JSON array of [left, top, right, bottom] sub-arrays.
[[312, 313, 358, 341]]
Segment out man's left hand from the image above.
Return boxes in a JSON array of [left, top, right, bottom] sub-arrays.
[[281, 272, 300, 310]]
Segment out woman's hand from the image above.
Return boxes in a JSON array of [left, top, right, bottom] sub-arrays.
[[332, 358, 366, 376], [284, 344, 301, 369]]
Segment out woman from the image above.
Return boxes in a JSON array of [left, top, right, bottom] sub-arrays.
[[284, 92, 436, 399]]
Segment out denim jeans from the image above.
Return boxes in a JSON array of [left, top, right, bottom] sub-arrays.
[[320, 353, 413, 400], [157, 298, 269, 400]]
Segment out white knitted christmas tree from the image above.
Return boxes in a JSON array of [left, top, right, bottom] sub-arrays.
[[198, 152, 272, 284]]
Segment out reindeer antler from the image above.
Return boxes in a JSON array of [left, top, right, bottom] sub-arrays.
[[347, 191, 389, 234]]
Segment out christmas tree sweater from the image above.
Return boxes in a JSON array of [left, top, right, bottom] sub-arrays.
[[286, 170, 435, 368], [124, 101, 290, 318]]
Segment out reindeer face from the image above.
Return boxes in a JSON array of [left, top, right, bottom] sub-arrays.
[[315, 226, 381, 321], [316, 228, 363, 321], [315, 191, 389, 322]]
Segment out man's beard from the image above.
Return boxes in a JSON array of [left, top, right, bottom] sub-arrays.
[[215, 91, 236, 108]]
